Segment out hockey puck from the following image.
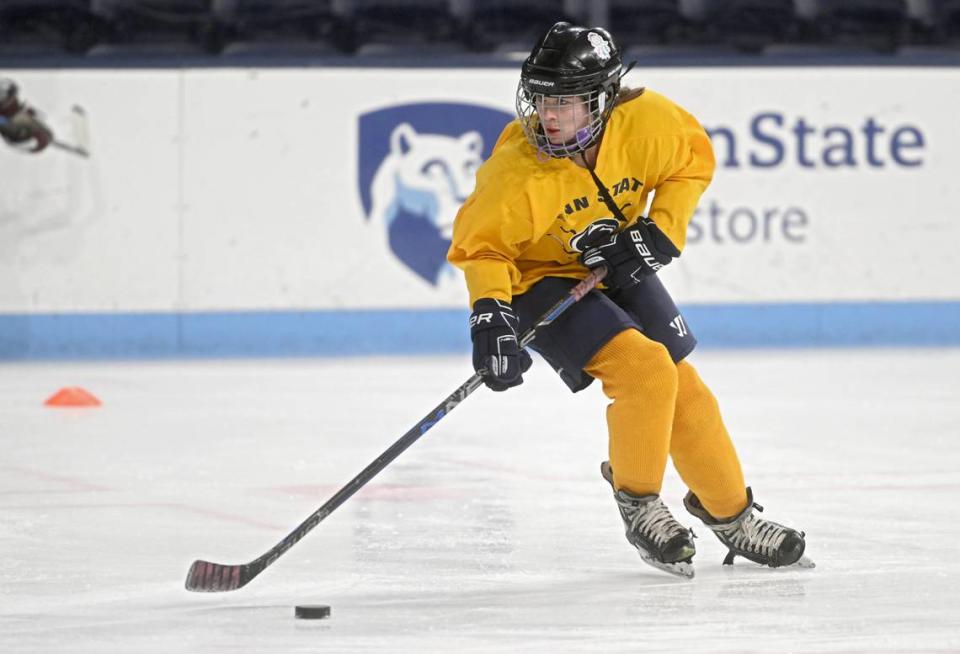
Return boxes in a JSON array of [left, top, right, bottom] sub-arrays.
[[295, 605, 331, 620]]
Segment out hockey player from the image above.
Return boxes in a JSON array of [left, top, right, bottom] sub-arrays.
[[1, 78, 53, 154], [448, 22, 811, 578]]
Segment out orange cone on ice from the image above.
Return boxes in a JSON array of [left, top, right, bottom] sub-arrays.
[[44, 387, 102, 407]]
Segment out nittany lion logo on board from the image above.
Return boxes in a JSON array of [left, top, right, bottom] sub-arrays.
[[358, 102, 513, 286]]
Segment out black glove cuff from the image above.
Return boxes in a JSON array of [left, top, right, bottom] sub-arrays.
[[641, 217, 681, 259], [470, 298, 519, 337]]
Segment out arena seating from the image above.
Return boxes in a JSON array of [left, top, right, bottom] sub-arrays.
[[0, 0, 953, 58]]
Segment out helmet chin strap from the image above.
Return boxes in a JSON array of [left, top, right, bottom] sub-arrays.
[[582, 151, 628, 226]]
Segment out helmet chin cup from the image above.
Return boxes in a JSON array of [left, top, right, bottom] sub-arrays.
[[576, 127, 592, 148], [516, 85, 613, 159]]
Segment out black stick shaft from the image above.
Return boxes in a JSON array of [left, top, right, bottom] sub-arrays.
[[186, 267, 606, 591], [51, 139, 89, 157]]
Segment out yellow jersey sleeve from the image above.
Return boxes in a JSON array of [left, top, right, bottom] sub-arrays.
[[447, 196, 532, 306], [448, 122, 536, 306], [645, 102, 716, 251]]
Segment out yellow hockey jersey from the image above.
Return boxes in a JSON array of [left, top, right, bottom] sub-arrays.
[[447, 89, 715, 306]]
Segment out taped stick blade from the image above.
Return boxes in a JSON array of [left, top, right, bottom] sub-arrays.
[[185, 560, 246, 592]]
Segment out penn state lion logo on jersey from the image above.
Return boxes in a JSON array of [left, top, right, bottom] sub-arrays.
[[569, 218, 620, 253], [358, 102, 513, 286]]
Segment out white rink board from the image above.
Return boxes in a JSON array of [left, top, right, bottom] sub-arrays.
[[1, 66, 959, 314], [0, 70, 182, 312]]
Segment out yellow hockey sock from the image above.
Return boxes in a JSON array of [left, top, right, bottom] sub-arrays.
[[584, 329, 678, 496], [669, 360, 748, 519]]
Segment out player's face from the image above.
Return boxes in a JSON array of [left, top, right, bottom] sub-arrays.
[[536, 95, 591, 144]]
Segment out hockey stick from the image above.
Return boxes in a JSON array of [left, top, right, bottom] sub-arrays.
[[51, 106, 90, 158], [184, 266, 607, 592], [51, 140, 89, 158]]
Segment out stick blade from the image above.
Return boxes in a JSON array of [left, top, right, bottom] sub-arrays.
[[185, 560, 247, 592], [71, 104, 90, 153]]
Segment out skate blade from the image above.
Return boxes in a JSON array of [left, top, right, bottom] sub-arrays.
[[722, 552, 816, 570], [639, 553, 695, 579]]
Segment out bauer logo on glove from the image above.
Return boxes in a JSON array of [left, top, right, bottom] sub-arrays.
[[581, 217, 681, 290]]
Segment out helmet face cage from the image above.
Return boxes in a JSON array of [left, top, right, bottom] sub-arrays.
[[516, 83, 616, 159]]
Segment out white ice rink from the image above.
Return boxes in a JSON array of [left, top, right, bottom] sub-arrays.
[[2, 348, 959, 653]]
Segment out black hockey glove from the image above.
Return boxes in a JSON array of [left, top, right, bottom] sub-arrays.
[[469, 298, 533, 392], [580, 217, 681, 290]]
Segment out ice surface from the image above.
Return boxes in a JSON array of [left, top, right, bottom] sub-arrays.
[[2, 349, 959, 653]]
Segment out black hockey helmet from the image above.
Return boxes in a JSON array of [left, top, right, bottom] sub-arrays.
[[516, 22, 624, 158]]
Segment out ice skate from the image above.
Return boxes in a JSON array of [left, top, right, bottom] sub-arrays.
[[684, 488, 815, 569], [600, 462, 696, 579]]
